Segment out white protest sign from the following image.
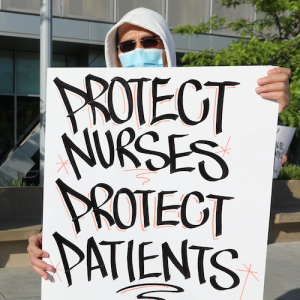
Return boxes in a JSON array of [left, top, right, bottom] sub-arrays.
[[273, 125, 296, 178], [42, 66, 278, 300]]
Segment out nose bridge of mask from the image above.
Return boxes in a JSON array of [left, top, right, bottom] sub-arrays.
[[118, 48, 164, 68]]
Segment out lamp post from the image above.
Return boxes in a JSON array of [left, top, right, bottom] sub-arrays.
[[40, 0, 52, 185]]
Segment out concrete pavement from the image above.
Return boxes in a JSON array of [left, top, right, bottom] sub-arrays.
[[0, 242, 299, 300], [263, 242, 300, 300]]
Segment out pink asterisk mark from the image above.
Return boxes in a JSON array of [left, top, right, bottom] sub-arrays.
[[216, 136, 232, 157], [237, 263, 259, 300], [48, 258, 63, 283], [56, 154, 71, 174]]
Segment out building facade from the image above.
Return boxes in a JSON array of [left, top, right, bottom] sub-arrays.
[[0, 0, 298, 184]]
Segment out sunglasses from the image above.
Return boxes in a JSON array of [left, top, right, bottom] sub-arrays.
[[117, 36, 161, 53]]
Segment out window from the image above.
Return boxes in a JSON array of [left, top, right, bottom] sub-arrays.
[[255, 11, 280, 37], [63, 0, 113, 22], [0, 46, 93, 162], [53, 54, 67, 67], [211, 0, 254, 36], [168, 0, 210, 28], [116, 0, 163, 22], [88, 50, 106, 67], [16, 51, 40, 95], [1, 0, 60, 16], [0, 96, 14, 157], [17, 96, 39, 143], [68, 55, 79, 67], [0, 50, 14, 94]]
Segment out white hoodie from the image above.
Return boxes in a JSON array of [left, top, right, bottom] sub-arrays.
[[105, 7, 176, 68]]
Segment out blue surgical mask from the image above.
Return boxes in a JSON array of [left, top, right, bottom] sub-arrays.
[[118, 48, 165, 68]]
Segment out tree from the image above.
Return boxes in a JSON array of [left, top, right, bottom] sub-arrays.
[[172, 0, 300, 133]]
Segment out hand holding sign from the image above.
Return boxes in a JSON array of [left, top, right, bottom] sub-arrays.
[[256, 67, 291, 113]]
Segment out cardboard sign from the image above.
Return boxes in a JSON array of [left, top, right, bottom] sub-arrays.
[[273, 125, 296, 178], [42, 66, 278, 300]]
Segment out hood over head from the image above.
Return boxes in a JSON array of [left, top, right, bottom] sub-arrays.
[[105, 7, 176, 68]]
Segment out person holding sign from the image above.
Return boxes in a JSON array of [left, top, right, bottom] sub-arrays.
[[27, 7, 291, 280]]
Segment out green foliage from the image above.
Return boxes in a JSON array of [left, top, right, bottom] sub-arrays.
[[221, 0, 300, 40], [173, 0, 300, 40], [180, 37, 300, 130], [2, 173, 36, 187], [171, 0, 300, 132], [277, 164, 300, 180]]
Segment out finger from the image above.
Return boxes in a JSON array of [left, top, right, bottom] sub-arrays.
[[257, 73, 289, 86], [255, 82, 288, 94], [28, 234, 40, 245], [27, 235, 49, 258], [32, 265, 50, 281], [27, 242, 49, 258], [260, 91, 289, 113], [29, 253, 54, 272], [267, 67, 291, 78]]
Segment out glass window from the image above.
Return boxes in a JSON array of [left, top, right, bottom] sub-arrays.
[[63, 0, 113, 22], [88, 50, 106, 67], [211, 0, 254, 36], [17, 96, 39, 143], [2, 0, 40, 14], [67, 55, 79, 67], [53, 54, 67, 67], [16, 51, 40, 95], [255, 11, 279, 37], [0, 50, 14, 94], [0, 96, 14, 158], [116, 0, 163, 22], [2, 0, 60, 16], [53, 0, 61, 16], [168, 0, 210, 28]]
